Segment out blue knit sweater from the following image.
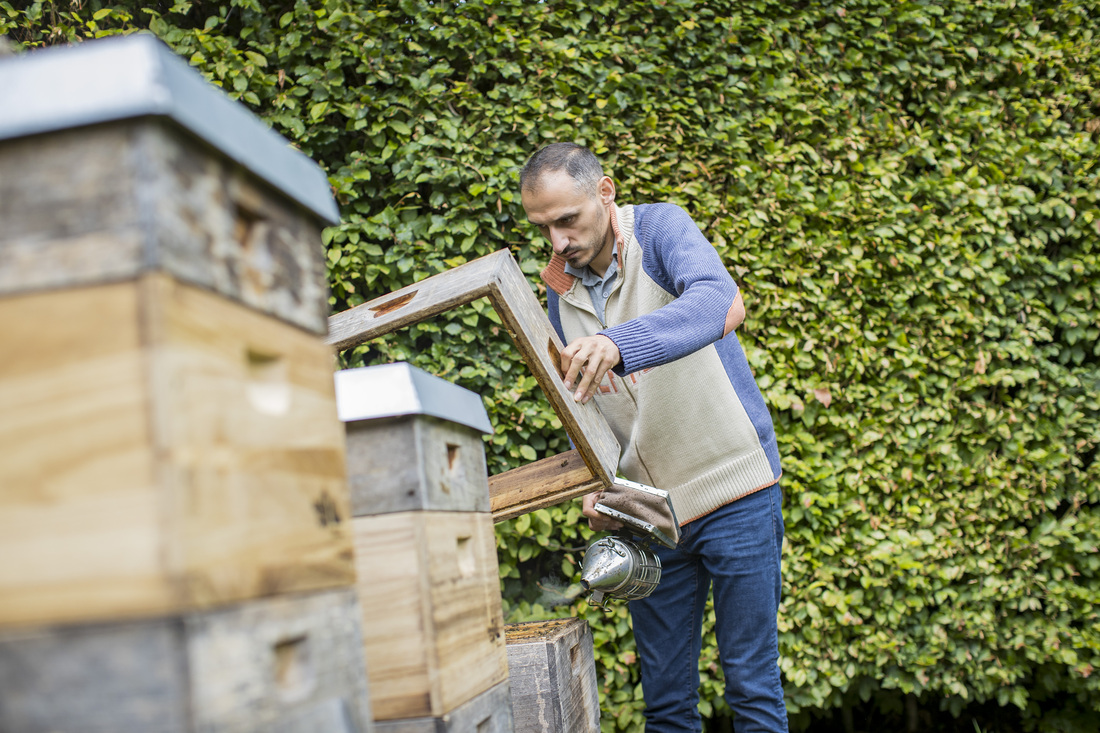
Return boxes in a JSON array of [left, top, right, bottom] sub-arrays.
[[541, 202, 782, 523]]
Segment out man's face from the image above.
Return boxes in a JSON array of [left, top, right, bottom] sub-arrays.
[[521, 169, 613, 274]]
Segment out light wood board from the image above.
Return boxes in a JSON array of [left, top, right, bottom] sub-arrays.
[[0, 276, 355, 628], [352, 511, 508, 720]]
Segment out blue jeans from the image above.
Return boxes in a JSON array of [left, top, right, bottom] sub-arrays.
[[629, 483, 787, 732]]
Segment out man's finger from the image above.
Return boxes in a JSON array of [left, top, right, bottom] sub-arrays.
[[561, 344, 584, 392], [561, 335, 620, 403]]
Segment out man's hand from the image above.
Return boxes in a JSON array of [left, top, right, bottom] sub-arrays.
[[582, 491, 624, 532], [561, 335, 620, 404]]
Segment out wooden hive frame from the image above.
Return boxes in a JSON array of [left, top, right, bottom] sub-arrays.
[[327, 249, 620, 522]]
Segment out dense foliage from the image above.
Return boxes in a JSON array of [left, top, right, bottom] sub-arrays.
[[5, 1, 1099, 730]]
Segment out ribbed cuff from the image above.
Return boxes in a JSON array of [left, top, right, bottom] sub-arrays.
[[600, 320, 668, 375]]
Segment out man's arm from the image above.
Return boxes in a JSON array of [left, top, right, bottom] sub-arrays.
[[599, 203, 744, 376]]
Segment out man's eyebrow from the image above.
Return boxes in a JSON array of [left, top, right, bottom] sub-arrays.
[[528, 211, 579, 227]]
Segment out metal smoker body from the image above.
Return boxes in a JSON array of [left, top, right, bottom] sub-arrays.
[[579, 478, 680, 608], [580, 534, 662, 606]]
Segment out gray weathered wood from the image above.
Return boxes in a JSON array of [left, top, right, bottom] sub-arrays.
[[344, 416, 491, 516], [327, 250, 621, 514], [0, 588, 374, 733], [373, 680, 514, 733], [505, 619, 600, 733], [0, 618, 190, 733], [0, 120, 330, 334], [271, 697, 360, 733], [187, 587, 373, 732]]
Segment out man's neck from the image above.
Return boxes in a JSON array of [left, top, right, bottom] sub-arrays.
[[587, 223, 616, 277]]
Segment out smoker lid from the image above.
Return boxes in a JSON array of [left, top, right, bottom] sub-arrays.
[[0, 34, 339, 224], [335, 363, 493, 435]]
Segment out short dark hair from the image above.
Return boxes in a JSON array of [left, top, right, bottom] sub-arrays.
[[519, 142, 604, 196]]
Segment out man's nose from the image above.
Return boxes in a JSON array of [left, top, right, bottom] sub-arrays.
[[549, 227, 568, 253]]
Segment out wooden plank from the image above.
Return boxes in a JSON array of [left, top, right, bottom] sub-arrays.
[[373, 680, 513, 733], [344, 416, 491, 516], [488, 254, 620, 486], [0, 121, 331, 334], [489, 450, 603, 523], [327, 250, 621, 514], [505, 619, 600, 733], [143, 274, 355, 608], [0, 276, 355, 628], [0, 619, 189, 733], [326, 252, 501, 352], [0, 281, 176, 626], [352, 512, 508, 720], [0, 588, 373, 733]]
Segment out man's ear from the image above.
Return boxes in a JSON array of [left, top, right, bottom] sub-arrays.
[[598, 176, 616, 206]]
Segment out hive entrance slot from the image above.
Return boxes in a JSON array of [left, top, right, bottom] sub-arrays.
[[274, 635, 315, 701], [246, 348, 290, 415]]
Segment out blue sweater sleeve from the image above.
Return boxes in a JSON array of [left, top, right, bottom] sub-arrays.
[[599, 204, 739, 375]]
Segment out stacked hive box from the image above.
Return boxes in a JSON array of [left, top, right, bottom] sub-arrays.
[[505, 619, 600, 733], [0, 37, 372, 732], [336, 363, 514, 732]]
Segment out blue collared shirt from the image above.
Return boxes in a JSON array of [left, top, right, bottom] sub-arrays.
[[564, 244, 619, 325]]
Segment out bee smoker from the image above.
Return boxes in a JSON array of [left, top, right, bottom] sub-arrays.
[[579, 479, 680, 608]]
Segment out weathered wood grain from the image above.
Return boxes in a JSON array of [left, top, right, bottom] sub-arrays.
[[352, 511, 508, 720], [326, 253, 501, 352], [489, 252, 620, 490], [0, 121, 330, 334], [373, 680, 513, 733], [0, 588, 373, 733], [327, 250, 621, 513], [505, 618, 600, 733], [489, 450, 603, 523], [344, 416, 491, 516], [0, 276, 355, 628]]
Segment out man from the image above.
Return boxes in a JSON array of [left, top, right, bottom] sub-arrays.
[[519, 142, 787, 733]]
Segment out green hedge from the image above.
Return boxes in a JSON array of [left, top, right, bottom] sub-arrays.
[[5, 1, 1099, 729]]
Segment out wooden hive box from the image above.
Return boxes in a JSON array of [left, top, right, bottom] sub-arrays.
[[0, 36, 354, 628], [505, 618, 600, 733], [337, 365, 512, 724], [338, 364, 493, 516], [0, 588, 374, 733]]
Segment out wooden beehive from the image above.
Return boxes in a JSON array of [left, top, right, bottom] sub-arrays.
[[0, 588, 373, 733], [339, 365, 492, 516], [0, 36, 353, 629], [505, 618, 600, 733], [337, 364, 513, 725]]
